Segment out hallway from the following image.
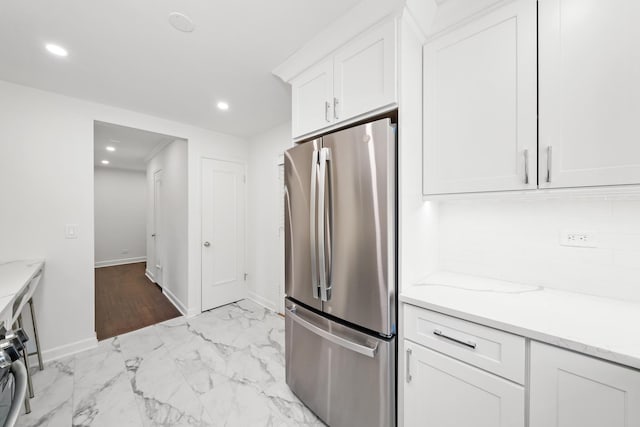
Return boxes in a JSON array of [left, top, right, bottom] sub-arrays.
[[95, 262, 181, 340]]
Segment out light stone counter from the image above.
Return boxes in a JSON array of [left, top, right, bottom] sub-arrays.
[[401, 271, 640, 369], [0, 259, 44, 328]]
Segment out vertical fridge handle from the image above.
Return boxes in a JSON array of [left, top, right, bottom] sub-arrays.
[[317, 147, 331, 302], [309, 149, 320, 299]]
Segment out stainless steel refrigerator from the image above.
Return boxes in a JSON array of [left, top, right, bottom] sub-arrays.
[[284, 117, 396, 427]]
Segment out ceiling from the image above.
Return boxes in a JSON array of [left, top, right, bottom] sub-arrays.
[[94, 121, 181, 171], [0, 0, 362, 137]]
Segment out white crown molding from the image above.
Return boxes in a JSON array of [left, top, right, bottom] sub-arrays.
[[272, 0, 404, 83]]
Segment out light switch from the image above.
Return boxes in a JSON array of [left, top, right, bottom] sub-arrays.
[[65, 224, 79, 239]]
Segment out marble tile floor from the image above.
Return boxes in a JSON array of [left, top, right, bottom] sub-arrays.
[[16, 299, 324, 427]]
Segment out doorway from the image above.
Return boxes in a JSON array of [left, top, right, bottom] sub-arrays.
[[93, 121, 186, 340]]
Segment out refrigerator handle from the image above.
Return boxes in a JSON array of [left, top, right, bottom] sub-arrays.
[[317, 147, 331, 302], [309, 148, 320, 299], [287, 307, 378, 358]]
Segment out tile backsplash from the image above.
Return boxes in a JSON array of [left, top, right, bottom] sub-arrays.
[[438, 197, 640, 303]]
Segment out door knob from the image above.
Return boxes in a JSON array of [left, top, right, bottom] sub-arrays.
[[151, 233, 156, 237], [203, 241, 211, 247]]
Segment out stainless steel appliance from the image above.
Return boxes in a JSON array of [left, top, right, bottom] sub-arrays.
[[0, 329, 30, 427], [284, 117, 396, 427]]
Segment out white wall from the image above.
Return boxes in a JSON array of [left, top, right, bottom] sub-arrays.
[[0, 80, 248, 360], [437, 197, 640, 303], [146, 140, 188, 313], [94, 167, 147, 266], [246, 122, 292, 312]]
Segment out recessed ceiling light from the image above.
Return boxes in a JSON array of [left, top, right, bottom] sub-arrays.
[[106, 146, 116, 152], [217, 101, 229, 111], [168, 12, 195, 33], [101, 160, 110, 165], [45, 43, 68, 57]]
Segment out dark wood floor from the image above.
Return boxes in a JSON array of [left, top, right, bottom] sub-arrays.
[[95, 262, 181, 341]]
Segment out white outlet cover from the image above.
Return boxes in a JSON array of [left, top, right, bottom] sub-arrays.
[[560, 231, 597, 248], [65, 224, 79, 239]]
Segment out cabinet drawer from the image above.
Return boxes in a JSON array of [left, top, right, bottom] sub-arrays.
[[404, 304, 525, 384]]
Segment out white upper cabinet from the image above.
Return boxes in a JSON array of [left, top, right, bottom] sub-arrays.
[[290, 20, 397, 138], [539, 0, 640, 189], [291, 59, 334, 138], [530, 342, 640, 427], [333, 19, 396, 124], [423, 0, 537, 195]]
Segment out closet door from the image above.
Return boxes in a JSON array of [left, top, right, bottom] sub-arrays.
[[423, 0, 537, 195], [539, 0, 640, 188]]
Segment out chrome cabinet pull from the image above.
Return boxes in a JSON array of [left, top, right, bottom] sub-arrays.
[[203, 241, 210, 247], [333, 97, 340, 120], [433, 329, 477, 349], [523, 149, 529, 184], [546, 146, 553, 183], [325, 101, 331, 123], [406, 348, 412, 383], [309, 148, 320, 299]]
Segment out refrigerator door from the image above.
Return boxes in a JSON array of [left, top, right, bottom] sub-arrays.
[[284, 139, 322, 311], [285, 299, 395, 427], [320, 118, 396, 336]]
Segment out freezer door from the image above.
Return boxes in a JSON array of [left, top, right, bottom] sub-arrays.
[[285, 300, 395, 427], [285, 139, 322, 311], [320, 118, 396, 335]]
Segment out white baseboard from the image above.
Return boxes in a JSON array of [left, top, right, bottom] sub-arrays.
[[162, 287, 187, 316], [41, 335, 98, 363], [248, 291, 278, 313], [186, 307, 201, 318], [95, 256, 146, 268], [145, 269, 155, 282]]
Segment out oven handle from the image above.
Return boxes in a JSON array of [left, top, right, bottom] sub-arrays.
[[287, 307, 378, 358], [4, 359, 27, 427]]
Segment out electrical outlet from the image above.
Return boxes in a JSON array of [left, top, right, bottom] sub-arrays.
[[560, 231, 597, 248]]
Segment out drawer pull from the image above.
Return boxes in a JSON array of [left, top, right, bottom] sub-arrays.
[[433, 329, 477, 349], [406, 348, 412, 383]]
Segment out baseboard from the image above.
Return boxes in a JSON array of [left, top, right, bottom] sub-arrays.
[[162, 287, 187, 316], [248, 291, 278, 313], [41, 335, 98, 363], [145, 269, 155, 282], [186, 307, 201, 318], [95, 256, 146, 268]]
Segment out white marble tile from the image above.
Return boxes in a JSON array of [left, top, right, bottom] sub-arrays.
[[15, 358, 75, 427], [73, 345, 142, 427], [16, 300, 322, 427], [126, 347, 214, 426]]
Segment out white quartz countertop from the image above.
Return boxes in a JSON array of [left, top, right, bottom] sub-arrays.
[[400, 272, 640, 370], [0, 259, 44, 326]]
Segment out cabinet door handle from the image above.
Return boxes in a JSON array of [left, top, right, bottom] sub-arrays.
[[325, 101, 331, 123], [406, 348, 412, 383], [546, 146, 553, 183], [523, 149, 529, 184], [433, 329, 477, 349], [333, 97, 340, 120]]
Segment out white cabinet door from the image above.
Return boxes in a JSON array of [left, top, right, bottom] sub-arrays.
[[291, 59, 334, 138], [423, 0, 537, 195], [333, 20, 397, 123], [530, 342, 640, 427], [403, 340, 525, 427], [539, 0, 640, 189]]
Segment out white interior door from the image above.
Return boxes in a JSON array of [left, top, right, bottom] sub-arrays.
[[201, 158, 246, 311], [152, 169, 163, 286]]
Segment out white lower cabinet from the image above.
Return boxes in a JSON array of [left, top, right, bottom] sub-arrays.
[[530, 342, 640, 427], [402, 340, 525, 427]]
